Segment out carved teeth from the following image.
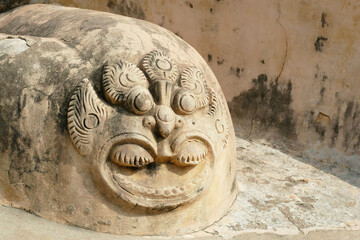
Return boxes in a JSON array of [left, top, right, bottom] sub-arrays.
[[173, 140, 207, 166], [110, 144, 154, 167]]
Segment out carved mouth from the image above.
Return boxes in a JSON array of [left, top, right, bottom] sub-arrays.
[[111, 165, 209, 198], [110, 144, 154, 167], [94, 133, 214, 209], [172, 140, 207, 166]]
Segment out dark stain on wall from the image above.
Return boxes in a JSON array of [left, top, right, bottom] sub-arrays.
[[314, 36, 328, 52], [229, 74, 295, 138], [230, 67, 244, 78], [331, 117, 339, 146], [320, 87, 325, 99], [307, 94, 360, 154], [185, 1, 193, 8], [107, 0, 146, 20], [217, 57, 224, 65], [321, 12, 328, 28], [207, 54, 212, 62], [0, 0, 29, 13], [341, 101, 360, 152], [314, 64, 328, 104]]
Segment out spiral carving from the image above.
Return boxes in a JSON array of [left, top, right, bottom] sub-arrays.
[[179, 67, 209, 108], [103, 60, 148, 104]]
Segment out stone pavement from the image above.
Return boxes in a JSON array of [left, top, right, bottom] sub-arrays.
[[1, 136, 359, 239]]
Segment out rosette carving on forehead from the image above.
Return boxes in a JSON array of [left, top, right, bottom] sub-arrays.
[[141, 50, 179, 83]]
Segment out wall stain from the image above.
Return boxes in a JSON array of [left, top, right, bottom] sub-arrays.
[[107, 0, 146, 20], [217, 57, 224, 65], [315, 36, 328, 52], [185, 1, 193, 8], [0, 0, 29, 13], [230, 67, 244, 78], [229, 74, 295, 138], [314, 64, 328, 104], [314, 112, 330, 142], [321, 12, 328, 28], [307, 93, 360, 154]]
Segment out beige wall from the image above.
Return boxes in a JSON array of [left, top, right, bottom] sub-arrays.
[[3, 0, 360, 155]]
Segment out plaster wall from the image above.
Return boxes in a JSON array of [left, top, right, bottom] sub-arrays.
[[2, 0, 360, 155]]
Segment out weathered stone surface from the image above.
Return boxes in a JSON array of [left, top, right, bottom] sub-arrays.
[[0, 4, 237, 235], [0, 136, 359, 239]]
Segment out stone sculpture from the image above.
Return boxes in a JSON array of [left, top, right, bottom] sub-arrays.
[[0, 4, 237, 235], [68, 50, 230, 209]]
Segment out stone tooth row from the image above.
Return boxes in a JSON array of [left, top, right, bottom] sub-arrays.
[[115, 169, 208, 198], [113, 151, 153, 167], [176, 150, 206, 165]]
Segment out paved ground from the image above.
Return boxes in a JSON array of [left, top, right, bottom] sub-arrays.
[[1, 136, 359, 239]]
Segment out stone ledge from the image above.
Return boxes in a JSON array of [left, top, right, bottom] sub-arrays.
[[1, 136, 359, 239]]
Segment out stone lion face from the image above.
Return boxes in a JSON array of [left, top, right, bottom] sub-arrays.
[[68, 50, 229, 209]]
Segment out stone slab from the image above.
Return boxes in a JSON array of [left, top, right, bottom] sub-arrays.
[[1, 135, 359, 239]]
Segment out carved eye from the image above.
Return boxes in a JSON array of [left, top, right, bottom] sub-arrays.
[[172, 90, 197, 115], [83, 113, 100, 129], [126, 87, 154, 115]]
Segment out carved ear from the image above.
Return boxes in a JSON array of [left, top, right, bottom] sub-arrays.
[[179, 67, 210, 108], [102, 60, 149, 105], [68, 78, 108, 155]]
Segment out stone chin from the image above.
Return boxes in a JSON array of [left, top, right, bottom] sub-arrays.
[[93, 131, 215, 210]]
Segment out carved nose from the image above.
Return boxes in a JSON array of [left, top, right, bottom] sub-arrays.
[[155, 105, 175, 138]]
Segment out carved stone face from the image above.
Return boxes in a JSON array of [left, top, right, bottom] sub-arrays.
[[0, 4, 236, 235], [68, 50, 230, 209]]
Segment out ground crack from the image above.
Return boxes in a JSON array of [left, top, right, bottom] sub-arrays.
[[278, 205, 304, 234]]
